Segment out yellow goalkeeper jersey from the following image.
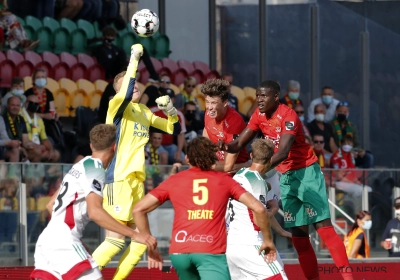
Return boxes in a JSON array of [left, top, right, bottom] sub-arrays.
[[106, 77, 180, 184]]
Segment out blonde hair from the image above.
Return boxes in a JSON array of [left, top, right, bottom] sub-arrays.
[[90, 124, 117, 151], [113, 71, 126, 92], [251, 139, 275, 164], [184, 76, 196, 85]]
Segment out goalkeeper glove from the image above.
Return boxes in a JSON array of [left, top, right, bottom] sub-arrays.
[[130, 44, 143, 63], [155, 95, 177, 117]]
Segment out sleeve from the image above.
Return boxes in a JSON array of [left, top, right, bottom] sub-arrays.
[[253, 180, 268, 207], [106, 77, 136, 125], [38, 119, 48, 140], [247, 108, 261, 132], [24, 88, 34, 97], [224, 175, 247, 200], [356, 232, 364, 240], [149, 180, 171, 204], [46, 89, 54, 102], [149, 109, 181, 135], [307, 100, 316, 123], [83, 158, 105, 197], [281, 109, 299, 136], [381, 221, 392, 241], [0, 116, 10, 146]]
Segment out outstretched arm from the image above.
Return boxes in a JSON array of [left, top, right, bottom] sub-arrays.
[[223, 128, 258, 153], [132, 194, 161, 235]]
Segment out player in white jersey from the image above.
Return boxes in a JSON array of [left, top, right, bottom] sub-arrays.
[[30, 124, 157, 280], [226, 139, 289, 280]]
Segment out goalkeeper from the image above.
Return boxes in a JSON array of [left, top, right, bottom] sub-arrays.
[[92, 44, 181, 280]]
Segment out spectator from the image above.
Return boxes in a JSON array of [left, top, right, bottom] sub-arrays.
[[174, 76, 198, 112], [2, 77, 26, 113], [279, 80, 302, 108], [2, 97, 29, 161], [23, 163, 45, 199], [307, 103, 338, 155], [24, 69, 57, 120], [183, 101, 203, 144], [293, 104, 312, 145], [381, 197, 400, 257], [93, 26, 127, 81], [102, 0, 119, 19], [307, 86, 340, 123], [344, 210, 371, 258], [330, 135, 372, 196], [0, 1, 39, 51], [221, 73, 239, 112], [0, 115, 21, 162], [145, 132, 168, 166], [331, 101, 373, 168], [73, 0, 100, 22], [140, 74, 173, 109], [55, 0, 83, 20], [312, 134, 327, 168], [96, 81, 116, 124], [21, 95, 60, 163]]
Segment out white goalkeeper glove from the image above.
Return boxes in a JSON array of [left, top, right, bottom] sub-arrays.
[[130, 44, 143, 63], [155, 95, 177, 117]]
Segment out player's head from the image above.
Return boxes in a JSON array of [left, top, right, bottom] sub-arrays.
[[89, 124, 117, 167], [256, 80, 280, 114], [201, 79, 230, 121], [186, 136, 218, 171], [250, 139, 274, 175], [114, 71, 142, 103], [348, 210, 371, 234]]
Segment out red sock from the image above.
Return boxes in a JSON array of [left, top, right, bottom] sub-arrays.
[[317, 226, 353, 280], [292, 236, 320, 280]]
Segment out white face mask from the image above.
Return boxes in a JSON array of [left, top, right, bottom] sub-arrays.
[[395, 209, 400, 217], [362, 220, 372, 230], [341, 144, 353, 153], [3, 206, 12, 211], [12, 89, 24, 96], [315, 113, 325, 122]]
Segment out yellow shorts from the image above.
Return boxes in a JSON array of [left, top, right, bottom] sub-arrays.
[[103, 176, 144, 224]]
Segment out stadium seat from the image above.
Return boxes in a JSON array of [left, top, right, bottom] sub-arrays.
[[115, 28, 130, 48], [6, 50, 24, 65], [53, 89, 71, 117], [76, 79, 95, 95], [52, 62, 70, 81], [0, 197, 18, 210], [76, 53, 96, 68], [41, 51, 60, 67], [52, 28, 70, 54], [93, 79, 108, 92], [70, 29, 88, 54], [93, 21, 103, 38], [158, 66, 172, 77], [88, 92, 102, 110], [60, 18, 77, 34], [42, 17, 60, 33], [0, 52, 5, 62], [193, 61, 210, 75], [45, 77, 60, 94], [16, 16, 25, 26], [24, 16, 42, 40], [23, 76, 32, 90], [138, 36, 155, 57], [24, 51, 42, 67], [87, 64, 105, 82], [161, 58, 179, 73], [35, 28, 53, 53], [120, 33, 139, 56], [240, 96, 255, 116], [150, 57, 162, 73], [177, 59, 195, 74], [191, 69, 206, 84], [0, 60, 16, 88], [153, 34, 170, 59], [243, 86, 256, 98], [60, 52, 78, 68], [70, 90, 90, 117], [231, 85, 246, 105], [69, 63, 87, 81], [26, 198, 36, 211], [138, 60, 146, 72], [169, 83, 181, 95], [59, 78, 78, 93], [77, 19, 95, 40], [138, 69, 150, 84], [206, 70, 220, 80], [35, 60, 53, 78], [36, 196, 51, 222], [171, 68, 188, 86], [16, 61, 35, 78]]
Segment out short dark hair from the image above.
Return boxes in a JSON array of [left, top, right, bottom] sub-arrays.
[[11, 77, 24, 86], [312, 133, 324, 140], [102, 26, 117, 37], [321, 86, 333, 92], [184, 101, 196, 108], [32, 68, 46, 80], [259, 80, 280, 95], [342, 135, 354, 144], [200, 79, 230, 101]]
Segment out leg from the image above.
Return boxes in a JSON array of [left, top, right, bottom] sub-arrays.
[[194, 254, 230, 280], [170, 254, 200, 280]]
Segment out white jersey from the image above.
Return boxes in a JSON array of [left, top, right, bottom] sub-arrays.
[[227, 167, 268, 245], [37, 156, 105, 244]]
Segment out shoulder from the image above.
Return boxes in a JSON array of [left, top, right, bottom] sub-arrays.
[[82, 157, 105, 175], [24, 88, 34, 96]]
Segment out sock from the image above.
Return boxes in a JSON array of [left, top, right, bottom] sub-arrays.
[[113, 241, 147, 280], [292, 236, 320, 280], [92, 237, 125, 270], [317, 226, 353, 280]]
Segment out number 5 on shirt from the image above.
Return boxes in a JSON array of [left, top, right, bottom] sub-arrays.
[[193, 179, 208, 205]]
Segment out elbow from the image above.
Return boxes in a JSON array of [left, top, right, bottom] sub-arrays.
[[254, 204, 267, 215], [88, 208, 100, 222]]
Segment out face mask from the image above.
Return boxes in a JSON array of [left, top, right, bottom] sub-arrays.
[[3, 206, 11, 211], [299, 115, 304, 122], [35, 78, 47, 88], [288, 92, 299, 100], [336, 113, 347, 122], [341, 144, 353, 153], [315, 113, 325, 122], [395, 209, 400, 217], [12, 89, 24, 96], [104, 38, 114, 45], [185, 112, 195, 121], [27, 101, 40, 113], [322, 95, 333, 105], [362, 220, 372, 230]]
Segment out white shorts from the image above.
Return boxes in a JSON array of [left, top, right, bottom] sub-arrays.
[[226, 244, 288, 280], [31, 241, 102, 280]]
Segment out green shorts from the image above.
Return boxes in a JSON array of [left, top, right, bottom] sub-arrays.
[[280, 162, 331, 228], [170, 253, 230, 280]]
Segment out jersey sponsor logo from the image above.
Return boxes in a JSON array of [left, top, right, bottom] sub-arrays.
[[175, 230, 214, 243], [224, 120, 229, 128], [306, 207, 318, 218], [216, 150, 225, 161], [187, 209, 214, 220], [218, 131, 224, 138], [259, 195, 266, 205], [277, 114, 282, 119], [275, 127, 281, 132], [133, 122, 150, 138], [68, 168, 81, 179], [264, 135, 280, 149], [285, 121, 294, 131], [284, 210, 296, 222], [92, 179, 102, 192]]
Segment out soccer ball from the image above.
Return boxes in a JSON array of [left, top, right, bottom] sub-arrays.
[[131, 9, 159, 38]]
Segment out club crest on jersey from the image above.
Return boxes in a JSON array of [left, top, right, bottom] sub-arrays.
[[259, 195, 266, 206], [276, 127, 281, 132], [285, 121, 294, 131], [92, 179, 102, 192], [284, 210, 296, 222], [114, 205, 122, 213], [306, 207, 318, 218], [218, 132, 224, 138]]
